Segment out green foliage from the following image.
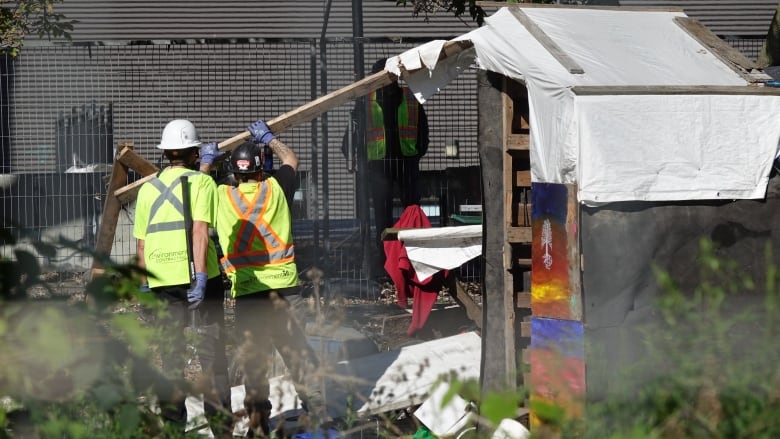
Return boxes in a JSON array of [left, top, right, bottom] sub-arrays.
[[577, 239, 780, 438], [395, 0, 554, 27], [0, 228, 184, 437], [0, 0, 76, 57]]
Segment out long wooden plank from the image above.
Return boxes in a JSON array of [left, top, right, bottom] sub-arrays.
[[117, 146, 158, 176], [90, 148, 130, 278], [115, 174, 154, 205], [507, 226, 532, 243], [218, 70, 396, 152], [566, 184, 583, 321], [506, 134, 529, 151], [508, 8, 584, 75], [446, 275, 483, 330], [516, 292, 531, 309], [572, 85, 780, 96], [477, 2, 683, 12], [673, 17, 762, 82], [218, 39, 475, 152], [478, 70, 517, 395], [516, 170, 531, 187]]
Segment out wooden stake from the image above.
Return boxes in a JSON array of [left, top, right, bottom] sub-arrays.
[[90, 143, 132, 279]]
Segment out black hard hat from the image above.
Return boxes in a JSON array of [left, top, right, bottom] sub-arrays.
[[227, 141, 263, 174]]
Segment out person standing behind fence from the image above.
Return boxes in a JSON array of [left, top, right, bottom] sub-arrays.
[[133, 119, 231, 436], [366, 57, 430, 277], [200, 120, 330, 437]]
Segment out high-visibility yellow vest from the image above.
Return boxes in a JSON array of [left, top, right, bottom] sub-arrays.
[[215, 178, 297, 298], [132, 168, 221, 287], [366, 86, 420, 161]]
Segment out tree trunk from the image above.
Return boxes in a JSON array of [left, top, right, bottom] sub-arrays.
[[758, 2, 780, 67]]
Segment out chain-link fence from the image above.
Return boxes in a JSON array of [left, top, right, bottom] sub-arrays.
[[2, 35, 764, 297], [723, 37, 766, 63], [0, 38, 482, 299]]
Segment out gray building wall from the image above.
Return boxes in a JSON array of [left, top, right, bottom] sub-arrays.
[[47, 0, 478, 41], [619, 0, 776, 36]]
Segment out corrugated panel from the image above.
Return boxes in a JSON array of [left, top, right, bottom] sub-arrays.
[[47, 0, 476, 43], [619, 0, 777, 36]]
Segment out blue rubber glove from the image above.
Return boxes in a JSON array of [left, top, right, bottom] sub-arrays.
[[248, 120, 276, 145], [187, 272, 208, 309], [199, 142, 223, 166]]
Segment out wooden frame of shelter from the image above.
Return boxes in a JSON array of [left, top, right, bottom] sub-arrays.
[[475, 2, 780, 429]]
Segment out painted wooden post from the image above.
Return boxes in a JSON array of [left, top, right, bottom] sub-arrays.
[[529, 183, 585, 428]]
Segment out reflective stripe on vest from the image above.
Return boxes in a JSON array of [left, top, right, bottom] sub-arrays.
[[366, 87, 419, 160], [146, 171, 199, 235], [220, 182, 295, 273]]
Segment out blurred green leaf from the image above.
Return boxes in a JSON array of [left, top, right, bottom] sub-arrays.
[[110, 313, 155, 356], [91, 383, 123, 411], [481, 392, 522, 427], [530, 399, 566, 425], [116, 403, 142, 438]]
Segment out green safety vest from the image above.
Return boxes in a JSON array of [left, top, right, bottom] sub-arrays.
[[366, 86, 420, 160], [133, 168, 220, 287], [215, 178, 298, 298]]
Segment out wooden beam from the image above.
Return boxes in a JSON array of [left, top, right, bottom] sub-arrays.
[[218, 39, 475, 152], [508, 8, 585, 75], [506, 134, 530, 151], [571, 85, 780, 96], [477, 2, 683, 12], [566, 184, 583, 321], [447, 275, 483, 330], [90, 145, 131, 278], [117, 146, 158, 176], [516, 291, 531, 308], [478, 70, 517, 395], [115, 174, 154, 205], [218, 70, 397, 152], [520, 321, 531, 337], [507, 226, 532, 243], [380, 227, 411, 241], [673, 17, 764, 82], [516, 170, 531, 187]]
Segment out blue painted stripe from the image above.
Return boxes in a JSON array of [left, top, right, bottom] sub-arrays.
[[530, 317, 584, 359]]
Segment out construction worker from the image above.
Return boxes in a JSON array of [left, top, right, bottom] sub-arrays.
[[200, 120, 330, 437], [366, 57, 429, 277], [133, 119, 231, 436]]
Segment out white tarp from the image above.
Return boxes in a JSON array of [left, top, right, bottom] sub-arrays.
[[397, 225, 482, 282], [387, 7, 780, 204]]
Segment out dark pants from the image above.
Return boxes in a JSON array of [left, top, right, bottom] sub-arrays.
[[234, 287, 326, 435], [368, 157, 421, 266], [151, 276, 231, 432]]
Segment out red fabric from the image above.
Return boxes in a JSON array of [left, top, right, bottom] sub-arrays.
[[383, 205, 448, 335]]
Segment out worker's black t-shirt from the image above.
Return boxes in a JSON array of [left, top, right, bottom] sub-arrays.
[[270, 164, 298, 206]]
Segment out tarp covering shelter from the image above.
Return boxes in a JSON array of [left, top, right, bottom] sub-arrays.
[[373, 3, 780, 425], [387, 6, 780, 204]]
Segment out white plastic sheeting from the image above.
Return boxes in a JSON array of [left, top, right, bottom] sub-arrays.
[[388, 7, 780, 204], [397, 225, 482, 282]]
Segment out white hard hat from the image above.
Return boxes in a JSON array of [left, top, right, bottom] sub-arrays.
[[157, 119, 202, 150]]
